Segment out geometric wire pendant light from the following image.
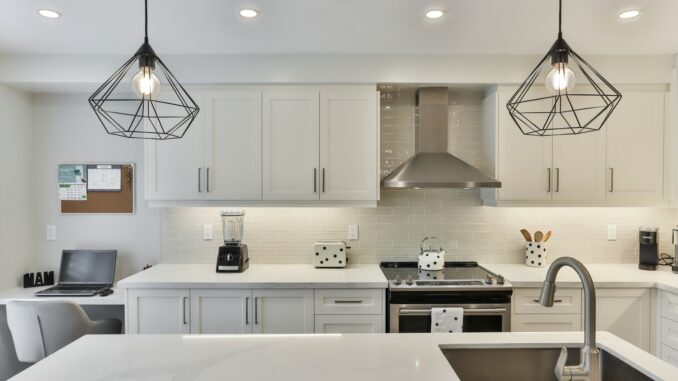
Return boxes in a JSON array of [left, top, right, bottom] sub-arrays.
[[506, 0, 622, 136], [88, 0, 199, 140]]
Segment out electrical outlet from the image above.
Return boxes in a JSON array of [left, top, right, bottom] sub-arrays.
[[348, 224, 359, 240], [607, 224, 617, 241], [203, 224, 214, 240], [46, 225, 57, 241]]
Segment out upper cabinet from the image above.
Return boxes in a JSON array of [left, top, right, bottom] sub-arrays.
[[145, 86, 379, 206], [482, 85, 667, 206]]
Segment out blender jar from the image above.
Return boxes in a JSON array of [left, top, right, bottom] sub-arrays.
[[221, 209, 245, 245]]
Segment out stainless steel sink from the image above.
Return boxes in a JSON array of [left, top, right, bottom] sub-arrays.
[[440, 346, 652, 381]]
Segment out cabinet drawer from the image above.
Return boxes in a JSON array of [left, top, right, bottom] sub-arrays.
[[661, 345, 678, 367], [661, 317, 678, 350], [511, 314, 581, 332], [314, 289, 383, 315], [315, 315, 384, 334], [661, 291, 678, 322], [513, 288, 581, 314]]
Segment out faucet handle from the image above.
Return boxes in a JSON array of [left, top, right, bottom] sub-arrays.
[[554, 346, 568, 381]]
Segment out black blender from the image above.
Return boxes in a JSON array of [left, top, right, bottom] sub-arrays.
[[216, 210, 249, 273]]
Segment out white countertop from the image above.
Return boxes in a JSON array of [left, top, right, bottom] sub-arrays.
[[0, 286, 125, 306], [482, 263, 678, 293], [10, 331, 677, 381], [117, 264, 388, 289]]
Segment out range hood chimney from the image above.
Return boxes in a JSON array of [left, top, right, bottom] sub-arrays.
[[381, 88, 501, 189]]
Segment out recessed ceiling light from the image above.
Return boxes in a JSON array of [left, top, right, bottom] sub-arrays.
[[38, 9, 61, 19], [425, 9, 445, 20], [239, 8, 259, 18], [618, 9, 641, 20]]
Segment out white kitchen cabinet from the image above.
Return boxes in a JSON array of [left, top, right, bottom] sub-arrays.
[[190, 289, 251, 334], [605, 91, 665, 203], [203, 91, 262, 200], [511, 313, 582, 332], [127, 289, 190, 334], [315, 315, 384, 333], [145, 93, 206, 201], [319, 91, 378, 201], [511, 287, 582, 332], [659, 290, 678, 364], [262, 91, 320, 201], [253, 289, 314, 334], [314, 289, 383, 315], [552, 132, 606, 202], [595, 288, 651, 351]]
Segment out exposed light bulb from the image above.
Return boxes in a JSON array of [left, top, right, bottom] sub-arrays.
[[131, 67, 160, 98], [545, 63, 575, 94]]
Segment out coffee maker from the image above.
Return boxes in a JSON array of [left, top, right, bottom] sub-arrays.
[[216, 210, 249, 273], [672, 227, 678, 274], [638, 227, 658, 271]]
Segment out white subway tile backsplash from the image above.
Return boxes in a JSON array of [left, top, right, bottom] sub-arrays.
[[162, 86, 677, 265]]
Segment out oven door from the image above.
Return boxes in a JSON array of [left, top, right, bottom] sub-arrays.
[[390, 303, 511, 333]]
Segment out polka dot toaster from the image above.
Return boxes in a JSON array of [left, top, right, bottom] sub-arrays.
[[313, 241, 348, 268], [418, 236, 445, 271], [525, 242, 547, 268]]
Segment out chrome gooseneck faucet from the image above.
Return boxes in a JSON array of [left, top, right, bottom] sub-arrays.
[[539, 257, 600, 381]]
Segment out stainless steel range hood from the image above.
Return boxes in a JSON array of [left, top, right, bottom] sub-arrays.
[[381, 88, 501, 189]]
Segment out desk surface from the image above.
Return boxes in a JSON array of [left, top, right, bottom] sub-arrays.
[[0, 286, 125, 306]]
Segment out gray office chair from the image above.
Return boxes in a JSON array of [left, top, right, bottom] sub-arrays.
[[6, 300, 122, 363]]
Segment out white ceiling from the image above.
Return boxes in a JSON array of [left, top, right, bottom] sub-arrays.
[[1, 0, 677, 55]]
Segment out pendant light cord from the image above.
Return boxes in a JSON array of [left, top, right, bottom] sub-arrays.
[[558, 0, 562, 38], [144, 0, 148, 43]]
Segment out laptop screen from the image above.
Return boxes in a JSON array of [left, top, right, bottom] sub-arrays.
[[59, 250, 117, 285]]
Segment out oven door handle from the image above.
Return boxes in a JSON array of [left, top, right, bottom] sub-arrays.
[[398, 308, 507, 316]]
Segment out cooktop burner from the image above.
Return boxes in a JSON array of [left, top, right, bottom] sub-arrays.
[[380, 261, 509, 290]]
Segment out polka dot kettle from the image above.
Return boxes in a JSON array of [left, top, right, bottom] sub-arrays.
[[418, 236, 445, 271]]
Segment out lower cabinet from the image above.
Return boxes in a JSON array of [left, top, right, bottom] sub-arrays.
[[511, 288, 582, 332], [660, 290, 678, 366], [127, 287, 383, 334], [596, 288, 651, 352]]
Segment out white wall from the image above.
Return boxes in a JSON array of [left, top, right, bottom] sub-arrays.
[[0, 84, 33, 290], [32, 93, 162, 281]]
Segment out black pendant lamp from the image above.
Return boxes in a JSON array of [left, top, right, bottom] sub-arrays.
[[506, 0, 621, 136], [89, 0, 199, 140]]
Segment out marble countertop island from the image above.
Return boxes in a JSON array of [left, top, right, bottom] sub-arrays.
[[10, 332, 678, 381]]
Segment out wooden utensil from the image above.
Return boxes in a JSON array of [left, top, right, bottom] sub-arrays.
[[534, 231, 544, 242], [543, 231, 552, 242], [520, 229, 532, 242]]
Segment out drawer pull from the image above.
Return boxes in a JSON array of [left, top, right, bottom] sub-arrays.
[[533, 299, 563, 304], [334, 300, 363, 304]]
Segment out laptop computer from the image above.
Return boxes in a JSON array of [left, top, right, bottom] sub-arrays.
[[35, 250, 117, 297]]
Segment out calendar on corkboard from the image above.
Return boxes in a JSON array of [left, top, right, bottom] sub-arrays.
[[58, 163, 135, 214]]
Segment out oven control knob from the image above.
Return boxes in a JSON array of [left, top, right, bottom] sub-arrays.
[[406, 275, 413, 286], [496, 275, 505, 285], [484, 275, 493, 285], [393, 275, 402, 285]]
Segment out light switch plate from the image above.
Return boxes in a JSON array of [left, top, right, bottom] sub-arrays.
[[348, 224, 359, 240], [203, 224, 213, 240], [46, 225, 56, 241], [607, 224, 617, 241]]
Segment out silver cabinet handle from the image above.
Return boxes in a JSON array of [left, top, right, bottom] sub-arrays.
[[254, 297, 259, 325], [533, 299, 563, 303], [555, 168, 560, 193], [322, 168, 326, 193], [334, 300, 363, 304], [206, 167, 210, 193], [313, 169, 317, 193], [198, 168, 202, 193], [547, 168, 552, 193], [609, 168, 614, 193], [398, 308, 507, 316], [245, 297, 249, 325], [182, 296, 188, 325]]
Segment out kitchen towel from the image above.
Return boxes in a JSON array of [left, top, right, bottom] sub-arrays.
[[431, 307, 463, 333]]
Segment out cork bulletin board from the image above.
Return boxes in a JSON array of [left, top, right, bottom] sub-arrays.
[[59, 163, 135, 214]]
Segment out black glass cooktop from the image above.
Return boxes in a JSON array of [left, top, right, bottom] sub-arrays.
[[380, 261, 493, 282]]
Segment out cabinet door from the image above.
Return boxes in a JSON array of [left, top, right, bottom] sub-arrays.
[[144, 93, 205, 200], [315, 315, 384, 333], [262, 91, 320, 200], [127, 289, 190, 334], [497, 87, 553, 201], [190, 289, 252, 334], [319, 91, 378, 200], [511, 314, 582, 332], [253, 289, 314, 334], [596, 288, 651, 351], [203, 91, 262, 200], [606, 91, 665, 203]]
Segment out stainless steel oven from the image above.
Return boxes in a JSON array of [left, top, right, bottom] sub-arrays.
[[390, 302, 511, 333]]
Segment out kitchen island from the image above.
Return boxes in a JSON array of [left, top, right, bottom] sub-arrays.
[[9, 331, 678, 380]]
